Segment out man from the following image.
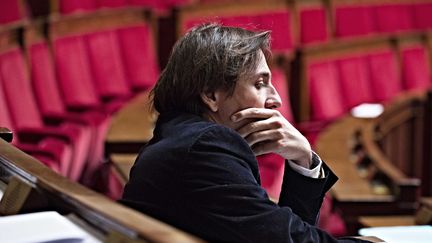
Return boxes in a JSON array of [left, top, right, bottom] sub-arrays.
[[121, 24, 369, 242]]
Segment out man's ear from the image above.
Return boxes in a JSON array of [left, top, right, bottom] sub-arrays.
[[200, 91, 219, 112]]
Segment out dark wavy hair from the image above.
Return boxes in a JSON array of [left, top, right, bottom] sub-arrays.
[[151, 23, 271, 115]]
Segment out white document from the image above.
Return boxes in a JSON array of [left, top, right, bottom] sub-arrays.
[[0, 211, 102, 243], [359, 225, 432, 243]]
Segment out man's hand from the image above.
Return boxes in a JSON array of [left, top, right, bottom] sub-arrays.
[[232, 108, 312, 169]]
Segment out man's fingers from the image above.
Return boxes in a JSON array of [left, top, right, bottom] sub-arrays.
[[236, 119, 274, 137], [231, 108, 277, 122], [244, 130, 283, 147]]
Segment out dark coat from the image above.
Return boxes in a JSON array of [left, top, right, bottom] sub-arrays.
[[121, 112, 368, 243]]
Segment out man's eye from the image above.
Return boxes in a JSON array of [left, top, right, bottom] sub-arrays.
[[255, 81, 267, 89]]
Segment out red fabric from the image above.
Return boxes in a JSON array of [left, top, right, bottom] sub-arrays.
[[300, 7, 328, 44], [401, 45, 431, 91], [96, 0, 128, 8], [29, 41, 111, 177], [373, 3, 414, 33], [53, 35, 101, 108], [29, 43, 65, 115], [117, 24, 159, 91], [59, 0, 97, 14], [335, 5, 375, 37], [184, 10, 293, 53], [0, 64, 70, 174], [272, 67, 293, 121], [0, 48, 91, 180], [308, 61, 346, 121], [0, 0, 22, 24], [337, 55, 374, 108], [85, 30, 132, 99], [0, 49, 43, 129], [367, 49, 402, 102], [413, 3, 432, 30]]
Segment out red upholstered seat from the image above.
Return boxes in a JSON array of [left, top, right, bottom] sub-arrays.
[[400, 45, 431, 91], [117, 24, 159, 91], [59, 0, 97, 15], [299, 6, 328, 44], [28, 41, 112, 182], [308, 61, 346, 121], [52, 34, 123, 113], [413, 2, 432, 30], [334, 5, 375, 38], [85, 30, 132, 101], [337, 55, 374, 108], [0, 48, 91, 181], [373, 3, 414, 33], [0, 67, 69, 173], [0, 0, 23, 24], [367, 49, 402, 102]]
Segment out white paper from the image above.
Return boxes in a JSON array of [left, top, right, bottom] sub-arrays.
[[359, 225, 432, 243], [351, 103, 384, 118], [0, 211, 101, 243]]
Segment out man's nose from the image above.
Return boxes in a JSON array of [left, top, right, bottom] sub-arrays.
[[265, 88, 282, 109]]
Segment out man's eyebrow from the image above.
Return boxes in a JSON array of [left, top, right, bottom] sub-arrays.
[[257, 72, 270, 79]]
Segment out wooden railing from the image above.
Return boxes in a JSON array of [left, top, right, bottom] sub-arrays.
[[316, 91, 432, 234]]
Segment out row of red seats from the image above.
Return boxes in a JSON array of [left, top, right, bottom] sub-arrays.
[[307, 44, 431, 124], [0, 18, 159, 185], [179, 1, 432, 52], [0, 0, 192, 25]]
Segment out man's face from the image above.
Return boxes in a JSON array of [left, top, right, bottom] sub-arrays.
[[207, 50, 282, 130]]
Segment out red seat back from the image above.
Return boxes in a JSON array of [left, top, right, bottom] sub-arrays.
[[97, 0, 128, 8], [413, 2, 432, 30], [59, 0, 97, 14], [0, 0, 23, 24], [271, 67, 293, 122], [373, 3, 414, 33], [53, 35, 102, 108], [0, 48, 44, 130], [85, 30, 131, 99], [308, 60, 346, 121], [28, 42, 66, 115], [334, 5, 375, 38], [337, 55, 374, 108], [117, 24, 159, 91], [183, 9, 294, 53], [367, 49, 402, 102], [401, 45, 431, 91], [299, 6, 328, 44]]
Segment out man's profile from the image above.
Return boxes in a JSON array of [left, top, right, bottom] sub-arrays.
[[120, 23, 369, 243]]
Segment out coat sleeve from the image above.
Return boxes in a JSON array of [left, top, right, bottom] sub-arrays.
[[181, 126, 356, 243]]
